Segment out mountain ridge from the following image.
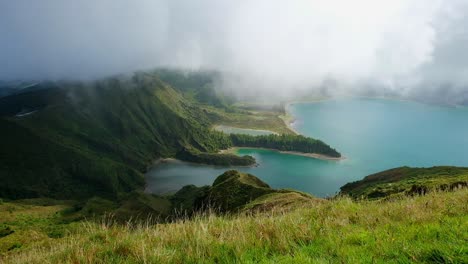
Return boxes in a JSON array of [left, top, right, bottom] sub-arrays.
[[0, 71, 339, 200]]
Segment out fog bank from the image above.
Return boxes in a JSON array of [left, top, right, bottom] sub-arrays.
[[1, 0, 468, 103]]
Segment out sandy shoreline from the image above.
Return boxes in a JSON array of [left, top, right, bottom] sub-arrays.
[[221, 147, 345, 161], [281, 103, 300, 135], [282, 98, 330, 135]]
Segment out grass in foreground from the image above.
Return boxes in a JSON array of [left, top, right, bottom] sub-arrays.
[[0, 198, 80, 254], [2, 189, 467, 263]]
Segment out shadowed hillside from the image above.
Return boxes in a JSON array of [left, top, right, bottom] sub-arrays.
[[0, 73, 245, 199]]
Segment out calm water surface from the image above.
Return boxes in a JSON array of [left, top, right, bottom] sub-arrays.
[[146, 98, 468, 197]]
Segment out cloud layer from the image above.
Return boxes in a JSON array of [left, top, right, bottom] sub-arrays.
[[1, 0, 467, 102]]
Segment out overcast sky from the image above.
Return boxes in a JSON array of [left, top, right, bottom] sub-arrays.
[[1, 0, 468, 102]]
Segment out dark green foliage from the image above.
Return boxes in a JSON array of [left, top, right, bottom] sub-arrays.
[[169, 170, 309, 215], [340, 166, 468, 199], [112, 191, 172, 222], [230, 133, 341, 157], [57, 192, 173, 224], [175, 148, 255, 166], [170, 185, 210, 214], [79, 197, 119, 217], [0, 118, 144, 199], [0, 82, 63, 116], [0, 72, 238, 200], [0, 226, 14, 238], [7, 242, 22, 251]]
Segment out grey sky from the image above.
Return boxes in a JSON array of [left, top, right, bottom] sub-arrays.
[[1, 0, 467, 102]]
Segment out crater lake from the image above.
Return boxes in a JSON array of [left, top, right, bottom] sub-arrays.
[[146, 98, 468, 197]]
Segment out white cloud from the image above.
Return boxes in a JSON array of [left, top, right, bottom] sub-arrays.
[[0, 0, 467, 102]]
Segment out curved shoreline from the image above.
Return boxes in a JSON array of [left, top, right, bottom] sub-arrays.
[[282, 98, 330, 135], [221, 147, 345, 161], [282, 103, 300, 135]]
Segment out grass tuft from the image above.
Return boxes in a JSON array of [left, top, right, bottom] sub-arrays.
[[2, 189, 466, 263]]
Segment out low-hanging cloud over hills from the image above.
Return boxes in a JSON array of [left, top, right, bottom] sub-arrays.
[[1, 0, 468, 103]]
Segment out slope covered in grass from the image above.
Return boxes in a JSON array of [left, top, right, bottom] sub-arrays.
[[1, 167, 467, 262], [1, 189, 466, 263], [341, 166, 468, 199], [0, 171, 318, 258], [170, 170, 317, 215]]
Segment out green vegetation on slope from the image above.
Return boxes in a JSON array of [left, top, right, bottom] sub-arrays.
[[340, 166, 468, 199], [203, 170, 277, 212], [2, 189, 466, 263], [0, 198, 81, 254], [1, 167, 467, 262], [0, 73, 254, 200], [152, 69, 230, 108], [230, 133, 341, 158], [153, 69, 294, 134], [0, 170, 316, 257], [0, 70, 341, 200], [170, 170, 316, 214]]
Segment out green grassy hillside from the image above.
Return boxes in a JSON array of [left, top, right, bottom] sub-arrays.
[[170, 170, 317, 215], [0, 170, 317, 257], [1, 189, 466, 263], [340, 166, 468, 199], [1, 167, 467, 263]]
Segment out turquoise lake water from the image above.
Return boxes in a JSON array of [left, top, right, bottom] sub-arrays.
[[146, 98, 468, 197]]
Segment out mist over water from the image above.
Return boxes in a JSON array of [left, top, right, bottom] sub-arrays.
[[1, 1, 468, 103]]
